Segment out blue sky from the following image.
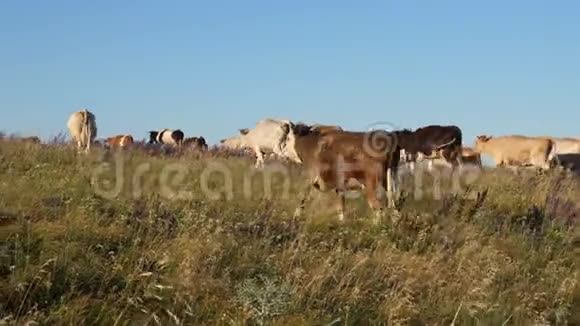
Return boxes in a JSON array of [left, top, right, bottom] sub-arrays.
[[1, 0, 579, 148]]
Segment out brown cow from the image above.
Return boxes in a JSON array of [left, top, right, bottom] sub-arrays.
[[105, 135, 134, 148], [286, 126, 400, 224]]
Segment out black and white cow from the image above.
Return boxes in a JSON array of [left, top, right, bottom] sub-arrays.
[[148, 129, 184, 146]]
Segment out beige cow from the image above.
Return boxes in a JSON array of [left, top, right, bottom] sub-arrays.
[[539, 136, 580, 155], [67, 109, 97, 153], [474, 135, 554, 170], [539, 136, 580, 172]]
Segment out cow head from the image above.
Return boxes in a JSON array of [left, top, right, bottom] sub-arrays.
[[475, 135, 492, 142], [198, 137, 208, 151], [474, 135, 492, 151], [281, 126, 303, 164], [292, 123, 314, 137]]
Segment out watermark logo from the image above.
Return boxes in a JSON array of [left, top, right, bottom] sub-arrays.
[[362, 121, 401, 159], [89, 121, 484, 204]]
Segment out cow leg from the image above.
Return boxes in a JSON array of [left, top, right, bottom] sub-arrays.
[[390, 166, 401, 204], [74, 136, 82, 152], [364, 175, 384, 225], [534, 153, 551, 171], [386, 167, 395, 209], [273, 141, 284, 158], [254, 148, 265, 168], [427, 159, 434, 171], [79, 140, 87, 154], [337, 189, 346, 222], [455, 150, 463, 172]]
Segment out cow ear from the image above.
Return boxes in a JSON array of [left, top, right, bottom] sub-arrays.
[[239, 128, 249, 135]]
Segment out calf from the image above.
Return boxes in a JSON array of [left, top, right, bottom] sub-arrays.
[[474, 135, 554, 170], [148, 129, 184, 146], [286, 126, 400, 224], [105, 135, 134, 149]]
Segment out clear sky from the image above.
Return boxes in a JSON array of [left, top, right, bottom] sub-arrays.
[[1, 0, 579, 148]]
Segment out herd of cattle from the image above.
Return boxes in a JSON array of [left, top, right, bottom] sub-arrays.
[[3, 108, 579, 221]]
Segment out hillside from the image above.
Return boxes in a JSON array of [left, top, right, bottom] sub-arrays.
[[0, 140, 578, 325]]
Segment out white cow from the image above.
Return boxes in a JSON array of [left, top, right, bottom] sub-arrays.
[[219, 118, 299, 168], [544, 137, 580, 155], [220, 135, 244, 150], [540, 136, 580, 172], [67, 109, 97, 153]]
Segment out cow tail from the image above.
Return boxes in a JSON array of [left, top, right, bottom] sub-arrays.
[[547, 140, 557, 166], [457, 131, 463, 166], [86, 112, 92, 151], [84, 110, 92, 151], [79, 110, 87, 151], [279, 122, 291, 154]]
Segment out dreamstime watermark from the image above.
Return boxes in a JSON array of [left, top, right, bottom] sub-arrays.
[[90, 151, 295, 201], [90, 122, 484, 202]]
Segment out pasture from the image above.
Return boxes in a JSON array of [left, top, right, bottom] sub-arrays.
[[0, 139, 578, 325]]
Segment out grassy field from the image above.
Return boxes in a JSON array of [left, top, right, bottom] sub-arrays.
[[0, 140, 578, 325]]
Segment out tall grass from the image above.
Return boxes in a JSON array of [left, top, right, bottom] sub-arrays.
[[0, 140, 578, 325]]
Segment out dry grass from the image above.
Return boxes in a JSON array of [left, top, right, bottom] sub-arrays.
[[0, 139, 578, 325]]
